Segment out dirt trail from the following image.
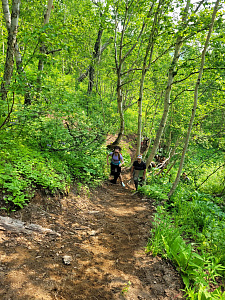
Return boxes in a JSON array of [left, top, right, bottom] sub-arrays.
[[0, 172, 184, 300]]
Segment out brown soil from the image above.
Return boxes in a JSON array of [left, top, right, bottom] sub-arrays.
[[0, 136, 185, 300]]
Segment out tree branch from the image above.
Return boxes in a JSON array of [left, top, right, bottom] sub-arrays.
[[46, 48, 62, 54], [196, 164, 225, 190]]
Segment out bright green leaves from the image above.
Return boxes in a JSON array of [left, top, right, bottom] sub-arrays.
[[147, 204, 225, 299]]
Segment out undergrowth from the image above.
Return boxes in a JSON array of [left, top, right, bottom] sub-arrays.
[[140, 164, 225, 300], [0, 104, 109, 211]]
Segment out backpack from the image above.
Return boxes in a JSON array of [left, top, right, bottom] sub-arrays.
[[111, 151, 122, 165]]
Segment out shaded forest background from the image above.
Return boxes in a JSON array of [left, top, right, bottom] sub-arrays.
[[0, 0, 225, 299]]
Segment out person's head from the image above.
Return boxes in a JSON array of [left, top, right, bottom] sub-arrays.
[[137, 155, 142, 163], [114, 146, 120, 154]]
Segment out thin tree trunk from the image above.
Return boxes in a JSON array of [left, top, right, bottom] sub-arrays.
[[77, 37, 113, 83], [112, 3, 154, 145], [15, 43, 32, 105], [165, 157, 179, 175], [2, 0, 32, 105], [157, 138, 180, 175], [142, 92, 162, 161], [168, 0, 220, 198], [166, 104, 174, 154], [37, 0, 53, 95], [112, 67, 124, 145], [0, 0, 20, 101], [88, 28, 103, 93], [1, 25, 4, 55], [136, 0, 163, 156], [146, 0, 190, 168], [112, 5, 126, 146]]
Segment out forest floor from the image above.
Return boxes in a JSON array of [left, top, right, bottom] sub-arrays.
[[0, 135, 185, 300]]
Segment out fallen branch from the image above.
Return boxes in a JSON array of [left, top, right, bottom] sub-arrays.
[[0, 216, 61, 236]]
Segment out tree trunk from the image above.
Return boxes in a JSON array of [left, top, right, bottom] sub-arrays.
[[37, 0, 53, 95], [77, 37, 113, 83], [146, 0, 190, 168], [142, 92, 161, 161], [168, 0, 220, 198], [112, 3, 153, 145], [88, 28, 103, 94], [112, 73, 124, 145], [0, 0, 20, 101], [157, 137, 180, 176], [15, 43, 32, 105], [2, 0, 32, 105], [136, 0, 163, 156]]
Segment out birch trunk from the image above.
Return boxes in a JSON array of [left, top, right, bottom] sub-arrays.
[[2, 0, 31, 104], [0, 0, 20, 101], [146, 0, 190, 168], [168, 0, 220, 198]]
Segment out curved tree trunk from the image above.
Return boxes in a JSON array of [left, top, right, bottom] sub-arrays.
[[77, 37, 113, 83], [168, 0, 220, 198]]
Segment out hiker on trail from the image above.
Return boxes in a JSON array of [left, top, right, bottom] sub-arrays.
[[130, 155, 146, 191], [107, 146, 125, 187]]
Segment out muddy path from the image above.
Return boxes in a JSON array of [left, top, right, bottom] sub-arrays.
[[0, 172, 184, 300]]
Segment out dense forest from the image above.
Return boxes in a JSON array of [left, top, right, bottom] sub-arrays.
[[0, 0, 225, 299]]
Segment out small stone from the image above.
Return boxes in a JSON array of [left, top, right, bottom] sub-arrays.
[[89, 230, 97, 236], [63, 255, 72, 265]]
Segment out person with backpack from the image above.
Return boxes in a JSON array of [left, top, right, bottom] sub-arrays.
[[107, 146, 125, 187], [130, 155, 146, 191]]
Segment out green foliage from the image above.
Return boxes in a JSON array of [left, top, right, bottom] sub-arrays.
[[147, 206, 225, 299], [0, 93, 108, 209], [121, 281, 132, 296], [0, 0, 225, 296], [139, 173, 171, 201]]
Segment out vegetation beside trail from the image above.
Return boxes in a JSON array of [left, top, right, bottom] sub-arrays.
[[140, 148, 225, 299], [0, 105, 108, 211], [0, 0, 225, 299]]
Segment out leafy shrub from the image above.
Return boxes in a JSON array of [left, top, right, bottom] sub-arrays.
[[139, 174, 172, 201], [0, 103, 108, 209]]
